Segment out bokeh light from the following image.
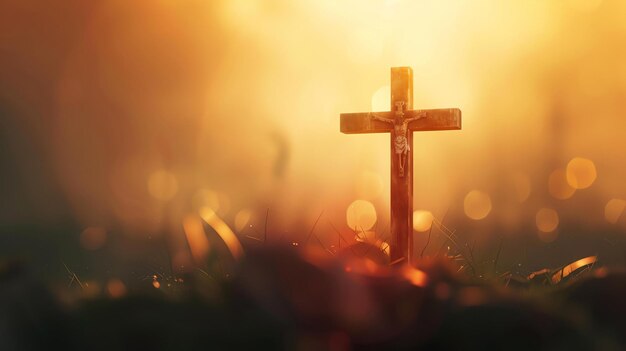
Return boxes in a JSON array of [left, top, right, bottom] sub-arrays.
[[106, 279, 127, 299], [147, 170, 178, 201], [402, 266, 429, 287], [413, 210, 434, 232], [605, 199, 626, 224], [346, 200, 378, 231], [371, 85, 391, 111], [536, 208, 559, 233], [548, 169, 576, 200], [566, 157, 597, 190], [463, 191, 492, 220], [80, 227, 107, 251]]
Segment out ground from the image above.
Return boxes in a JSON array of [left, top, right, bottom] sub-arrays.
[[2, 245, 625, 351]]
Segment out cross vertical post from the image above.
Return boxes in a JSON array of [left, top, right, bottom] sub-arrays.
[[340, 67, 461, 264], [390, 67, 414, 263]]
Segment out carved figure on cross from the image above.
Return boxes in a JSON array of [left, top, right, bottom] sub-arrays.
[[369, 101, 426, 177], [340, 67, 461, 263]]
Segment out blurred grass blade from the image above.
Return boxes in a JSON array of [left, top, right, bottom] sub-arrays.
[[551, 255, 597, 284], [199, 207, 244, 260]]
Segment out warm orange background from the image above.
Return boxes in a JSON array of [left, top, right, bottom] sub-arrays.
[[2, 0, 626, 271]]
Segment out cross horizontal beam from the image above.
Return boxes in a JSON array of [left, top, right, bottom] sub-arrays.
[[340, 108, 461, 134]]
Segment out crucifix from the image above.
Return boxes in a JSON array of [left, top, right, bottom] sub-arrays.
[[340, 67, 461, 264]]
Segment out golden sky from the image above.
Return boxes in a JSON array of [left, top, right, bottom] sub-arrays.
[[2, 0, 626, 253]]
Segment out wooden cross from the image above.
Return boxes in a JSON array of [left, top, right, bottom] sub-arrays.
[[340, 67, 461, 264]]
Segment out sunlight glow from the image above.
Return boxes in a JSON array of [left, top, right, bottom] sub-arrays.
[[220, 0, 260, 28], [356, 171, 384, 200], [569, 0, 603, 12]]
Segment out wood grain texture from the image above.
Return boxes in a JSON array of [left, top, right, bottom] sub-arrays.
[[408, 108, 461, 131], [339, 112, 393, 134]]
